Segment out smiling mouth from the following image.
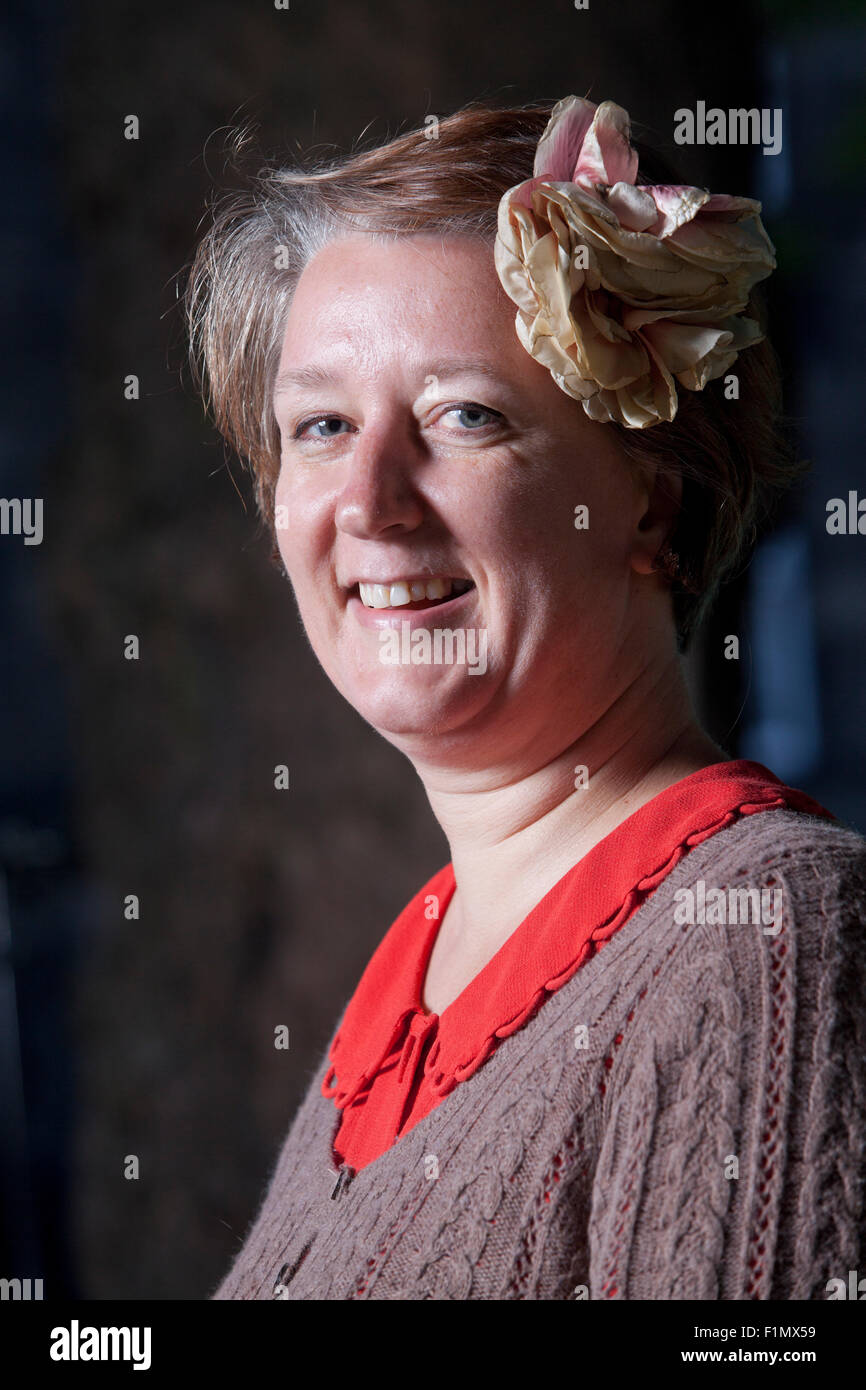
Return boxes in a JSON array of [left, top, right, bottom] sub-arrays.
[[354, 578, 475, 611]]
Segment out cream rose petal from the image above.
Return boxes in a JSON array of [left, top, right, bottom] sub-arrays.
[[494, 206, 544, 317], [667, 208, 776, 272], [605, 181, 658, 232], [515, 310, 597, 401], [675, 315, 764, 390], [640, 319, 734, 378], [637, 338, 680, 421], [571, 289, 649, 390], [525, 233, 577, 343]]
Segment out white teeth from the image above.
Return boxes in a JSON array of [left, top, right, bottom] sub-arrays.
[[357, 577, 471, 609]]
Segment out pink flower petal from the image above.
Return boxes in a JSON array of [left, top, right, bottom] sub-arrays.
[[700, 193, 761, 218], [574, 101, 638, 190], [533, 95, 598, 181], [508, 175, 550, 213], [641, 184, 709, 238]]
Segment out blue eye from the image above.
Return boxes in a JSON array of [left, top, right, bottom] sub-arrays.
[[294, 416, 351, 439], [445, 405, 499, 430]]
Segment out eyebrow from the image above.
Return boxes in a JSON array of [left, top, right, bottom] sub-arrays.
[[273, 364, 341, 394], [272, 356, 508, 397]]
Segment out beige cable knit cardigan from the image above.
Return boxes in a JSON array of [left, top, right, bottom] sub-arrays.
[[213, 809, 866, 1300]]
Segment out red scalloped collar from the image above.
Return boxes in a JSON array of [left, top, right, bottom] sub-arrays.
[[323, 761, 832, 1112]]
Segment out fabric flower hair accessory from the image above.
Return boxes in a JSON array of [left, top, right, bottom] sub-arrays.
[[494, 96, 777, 428]]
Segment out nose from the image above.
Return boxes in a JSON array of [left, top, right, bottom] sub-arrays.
[[335, 415, 426, 540]]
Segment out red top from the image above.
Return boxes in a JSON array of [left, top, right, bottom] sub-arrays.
[[323, 760, 832, 1172]]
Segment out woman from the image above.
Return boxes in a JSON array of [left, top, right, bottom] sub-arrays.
[[187, 96, 866, 1299]]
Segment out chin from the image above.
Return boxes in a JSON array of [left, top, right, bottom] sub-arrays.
[[345, 667, 493, 743]]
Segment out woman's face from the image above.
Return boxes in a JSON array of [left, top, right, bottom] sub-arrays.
[[272, 233, 662, 767]]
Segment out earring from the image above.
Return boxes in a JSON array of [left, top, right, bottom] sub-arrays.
[[652, 543, 681, 582]]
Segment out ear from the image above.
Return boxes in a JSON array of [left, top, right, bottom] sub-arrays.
[[629, 461, 682, 576]]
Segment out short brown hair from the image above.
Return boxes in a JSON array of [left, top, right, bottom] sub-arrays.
[[186, 102, 802, 646]]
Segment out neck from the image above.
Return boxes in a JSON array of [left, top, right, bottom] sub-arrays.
[[413, 657, 724, 956]]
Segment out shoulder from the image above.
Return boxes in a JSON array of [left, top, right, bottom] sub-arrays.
[[611, 807, 866, 1073], [666, 807, 866, 948], [687, 804, 866, 883]]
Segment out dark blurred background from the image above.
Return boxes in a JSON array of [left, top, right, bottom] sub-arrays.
[[1, 0, 863, 1299]]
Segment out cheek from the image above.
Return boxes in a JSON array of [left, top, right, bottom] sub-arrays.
[[547, 453, 641, 575], [487, 424, 633, 541], [503, 477, 636, 639], [273, 468, 327, 583], [273, 492, 301, 586], [489, 479, 613, 591]]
